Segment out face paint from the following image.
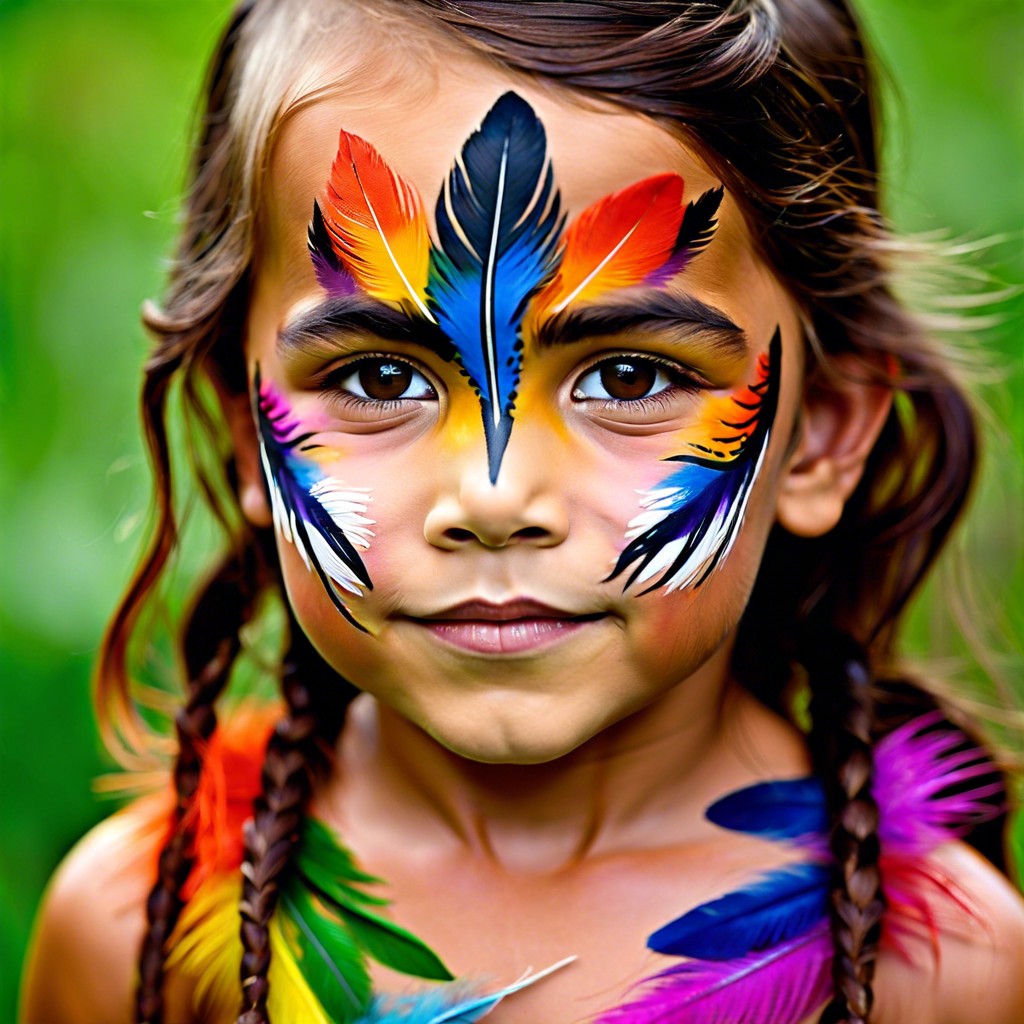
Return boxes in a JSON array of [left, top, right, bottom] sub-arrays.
[[306, 91, 723, 486], [607, 327, 781, 594], [253, 366, 374, 630]]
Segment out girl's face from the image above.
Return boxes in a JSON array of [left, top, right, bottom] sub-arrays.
[[241, 53, 805, 764]]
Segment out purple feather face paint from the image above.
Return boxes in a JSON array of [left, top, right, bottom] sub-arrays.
[[254, 367, 374, 630]]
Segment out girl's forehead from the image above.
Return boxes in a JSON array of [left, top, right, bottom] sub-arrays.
[[260, 62, 773, 320]]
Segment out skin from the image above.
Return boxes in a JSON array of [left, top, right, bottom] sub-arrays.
[[22, 32, 1024, 1024]]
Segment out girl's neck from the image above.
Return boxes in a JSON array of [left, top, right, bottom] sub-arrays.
[[321, 643, 810, 873]]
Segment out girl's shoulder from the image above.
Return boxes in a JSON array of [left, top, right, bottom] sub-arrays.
[[21, 795, 194, 1024], [875, 840, 1024, 1024]]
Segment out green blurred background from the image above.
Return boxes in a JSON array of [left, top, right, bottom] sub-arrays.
[[1, 0, 1022, 1017]]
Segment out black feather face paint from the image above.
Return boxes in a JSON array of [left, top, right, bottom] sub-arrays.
[[605, 329, 781, 594]]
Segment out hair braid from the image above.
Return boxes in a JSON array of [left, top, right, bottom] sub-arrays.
[[804, 632, 885, 1024], [135, 550, 259, 1023], [237, 616, 355, 1024]]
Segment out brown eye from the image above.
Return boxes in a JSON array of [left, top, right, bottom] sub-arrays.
[[600, 360, 657, 399], [334, 358, 436, 402], [573, 357, 671, 402]]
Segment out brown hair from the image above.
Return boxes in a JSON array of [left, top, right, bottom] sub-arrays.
[[99, 2, 1007, 1022]]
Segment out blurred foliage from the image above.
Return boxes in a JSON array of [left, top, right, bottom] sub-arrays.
[[1, 0, 1021, 1017]]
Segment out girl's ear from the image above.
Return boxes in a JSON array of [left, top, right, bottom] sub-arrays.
[[776, 354, 893, 537], [220, 386, 274, 528]]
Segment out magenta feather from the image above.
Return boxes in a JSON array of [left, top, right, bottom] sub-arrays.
[[873, 712, 1003, 856], [597, 924, 831, 1024]]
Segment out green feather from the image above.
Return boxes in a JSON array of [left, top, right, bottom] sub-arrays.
[[293, 818, 455, 983], [278, 884, 372, 1023]]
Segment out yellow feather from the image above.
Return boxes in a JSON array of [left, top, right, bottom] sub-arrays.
[[166, 875, 330, 1024]]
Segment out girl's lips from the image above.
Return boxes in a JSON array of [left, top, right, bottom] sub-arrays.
[[416, 616, 601, 654], [404, 599, 608, 655]]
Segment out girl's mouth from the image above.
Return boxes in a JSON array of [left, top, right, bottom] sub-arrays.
[[404, 599, 608, 655]]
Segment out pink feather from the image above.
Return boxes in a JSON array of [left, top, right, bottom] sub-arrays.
[[595, 924, 832, 1024], [873, 713, 1004, 856]]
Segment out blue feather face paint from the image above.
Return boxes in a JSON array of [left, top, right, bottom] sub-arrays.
[[607, 328, 781, 594], [254, 366, 375, 630], [427, 92, 564, 483]]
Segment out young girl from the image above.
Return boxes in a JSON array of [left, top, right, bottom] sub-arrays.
[[22, 1, 1024, 1022]]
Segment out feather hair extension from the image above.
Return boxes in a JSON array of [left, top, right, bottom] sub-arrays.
[[704, 778, 829, 845], [355, 959, 576, 1024], [427, 91, 563, 482], [254, 367, 374, 630], [607, 327, 781, 594], [647, 864, 831, 960], [319, 130, 435, 320], [597, 924, 833, 1024]]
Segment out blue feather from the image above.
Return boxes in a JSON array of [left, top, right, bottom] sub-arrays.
[[428, 91, 562, 482], [705, 778, 828, 841], [355, 959, 574, 1023], [647, 863, 830, 960]]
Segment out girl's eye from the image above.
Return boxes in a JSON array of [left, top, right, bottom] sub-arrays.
[[331, 358, 437, 402], [572, 357, 678, 402]]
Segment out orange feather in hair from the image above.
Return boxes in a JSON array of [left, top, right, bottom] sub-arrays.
[[180, 701, 280, 899], [532, 172, 686, 317], [320, 131, 435, 322]]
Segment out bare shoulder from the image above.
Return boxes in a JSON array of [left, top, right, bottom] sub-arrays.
[[21, 797, 166, 1024], [874, 841, 1024, 1024]]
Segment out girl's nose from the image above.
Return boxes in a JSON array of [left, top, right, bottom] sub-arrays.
[[423, 441, 570, 551]]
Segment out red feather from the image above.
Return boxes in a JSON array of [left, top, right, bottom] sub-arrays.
[[533, 173, 686, 316], [180, 702, 280, 899], [320, 130, 434, 320]]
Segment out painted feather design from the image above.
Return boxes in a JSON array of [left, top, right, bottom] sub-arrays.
[[608, 327, 781, 594], [532, 176, 722, 316], [309, 201, 358, 296], [607, 715, 1003, 1024], [318, 130, 434, 320], [255, 367, 374, 630], [427, 91, 563, 482]]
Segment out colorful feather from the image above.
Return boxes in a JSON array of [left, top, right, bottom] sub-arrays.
[[704, 778, 828, 845], [355, 960, 575, 1023], [181, 702, 279, 898], [280, 817, 453, 1016], [873, 712, 1004, 855], [647, 864, 831, 960], [597, 924, 833, 1024], [532, 177, 722, 316], [607, 327, 780, 594], [319, 130, 434, 320], [309, 201, 358, 296], [427, 91, 563, 482], [255, 367, 374, 629], [166, 875, 332, 1024]]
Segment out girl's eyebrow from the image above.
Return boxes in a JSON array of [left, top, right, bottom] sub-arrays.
[[537, 291, 748, 357], [277, 295, 452, 359]]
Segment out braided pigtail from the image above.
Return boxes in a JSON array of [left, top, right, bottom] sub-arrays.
[[237, 615, 356, 1024], [804, 632, 885, 1024], [135, 549, 260, 1023]]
